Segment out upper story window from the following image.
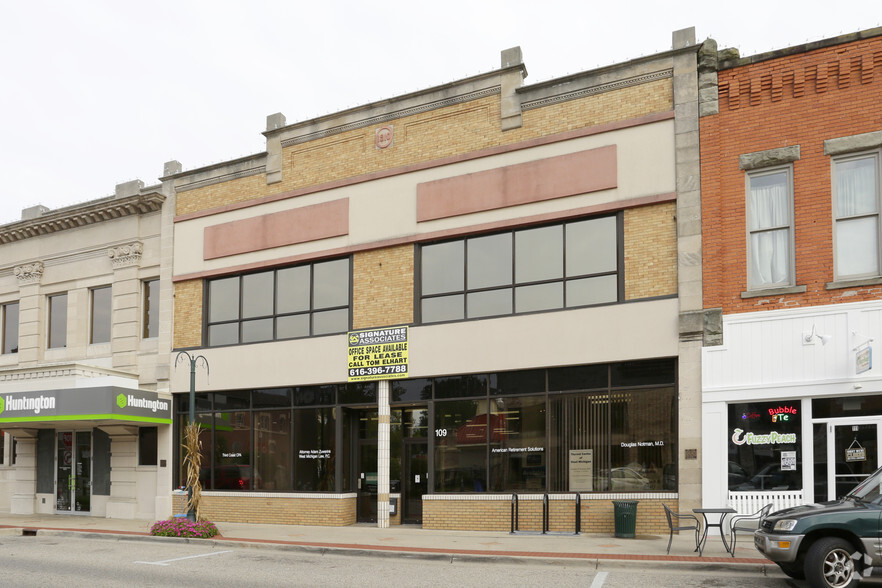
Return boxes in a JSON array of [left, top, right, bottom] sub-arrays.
[[48, 293, 68, 349], [1, 302, 18, 354], [206, 258, 350, 347], [90, 286, 112, 344], [833, 151, 881, 281], [746, 167, 794, 290], [143, 279, 159, 339], [419, 215, 620, 324]]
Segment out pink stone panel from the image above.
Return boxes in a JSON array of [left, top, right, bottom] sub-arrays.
[[416, 145, 617, 222], [204, 199, 349, 260]]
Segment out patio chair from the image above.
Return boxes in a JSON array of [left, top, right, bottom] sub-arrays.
[[729, 503, 773, 556], [663, 503, 701, 555]]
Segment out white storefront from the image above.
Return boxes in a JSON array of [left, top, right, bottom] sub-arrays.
[[702, 299, 882, 513]]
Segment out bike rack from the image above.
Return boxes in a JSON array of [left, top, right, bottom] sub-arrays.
[[510, 493, 581, 535]]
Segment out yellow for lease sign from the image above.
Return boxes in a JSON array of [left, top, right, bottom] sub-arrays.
[[347, 326, 409, 382]]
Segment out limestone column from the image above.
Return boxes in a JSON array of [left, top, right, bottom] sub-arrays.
[[672, 26, 704, 512], [377, 380, 390, 528], [10, 436, 37, 515], [107, 242, 143, 373], [104, 428, 138, 519], [13, 262, 44, 367]]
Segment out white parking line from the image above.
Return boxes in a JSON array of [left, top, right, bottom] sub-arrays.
[[135, 550, 233, 566], [589, 571, 608, 588]]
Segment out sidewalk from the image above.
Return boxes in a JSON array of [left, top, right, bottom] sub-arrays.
[[0, 513, 773, 572]]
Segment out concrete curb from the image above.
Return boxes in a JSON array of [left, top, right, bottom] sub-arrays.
[[18, 527, 775, 575]]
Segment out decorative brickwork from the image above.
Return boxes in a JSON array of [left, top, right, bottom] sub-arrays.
[[173, 280, 203, 348], [518, 78, 673, 138], [702, 35, 882, 314], [175, 79, 674, 219], [624, 203, 678, 300], [352, 246, 415, 330], [177, 173, 272, 217]]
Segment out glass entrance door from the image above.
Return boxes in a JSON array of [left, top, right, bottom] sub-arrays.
[[355, 410, 379, 523], [828, 422, 879, 500], [403, 440, 428, 523], [398, 406, 428, 524], [356, 439, 378, 522], [56, 431, 92, 513]]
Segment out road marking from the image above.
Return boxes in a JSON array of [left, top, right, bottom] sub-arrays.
[[590, 571, 608, 588], [136, 550, 233, 566]]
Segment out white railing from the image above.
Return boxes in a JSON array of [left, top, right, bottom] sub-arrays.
[[728, 490, 805, 517]]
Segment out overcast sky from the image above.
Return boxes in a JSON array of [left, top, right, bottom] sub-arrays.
[[1, 1, 879, 225]]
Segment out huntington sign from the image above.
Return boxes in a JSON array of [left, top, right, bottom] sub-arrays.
[[0, 387, 171, 424]]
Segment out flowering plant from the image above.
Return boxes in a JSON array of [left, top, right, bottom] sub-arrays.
[[150, 518, 219, 539]]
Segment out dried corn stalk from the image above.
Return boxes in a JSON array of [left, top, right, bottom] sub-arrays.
[[182, 422, 203, 521]]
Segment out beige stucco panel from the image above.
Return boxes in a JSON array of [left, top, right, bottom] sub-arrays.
[[409, 298, 679, 375], [169, 298, 677, 391], [173, 120, 675, 277]]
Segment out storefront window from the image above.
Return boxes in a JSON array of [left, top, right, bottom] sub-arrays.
[[213, 411, 253, 490], [254, 410, 291, 491], [175, 359, 676, 495], [548, 392, 609, 492], [434, 399, 486, 492], [294, 407, 335, 491], [489, 395, 546, 491], [728, 401, 802, 491], [547, 387, 676, 492], [609, 388, 677, 492]]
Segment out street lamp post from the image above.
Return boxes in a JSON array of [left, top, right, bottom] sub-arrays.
[[175, 350, 209, 424], [175, 350, 209, 520]]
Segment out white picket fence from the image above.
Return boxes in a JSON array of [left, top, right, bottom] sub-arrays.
[[728, 490, 805, 517]]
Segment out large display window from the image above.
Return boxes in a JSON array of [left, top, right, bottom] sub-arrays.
[[728, 400, 802, 491], [176, 359, 676, 494]]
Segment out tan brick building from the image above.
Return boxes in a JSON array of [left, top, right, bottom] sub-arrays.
[[699, 28, 882, 515], [162, 29, 706, 533]]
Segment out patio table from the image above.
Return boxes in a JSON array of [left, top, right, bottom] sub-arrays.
[[693, 507, 737, 555]]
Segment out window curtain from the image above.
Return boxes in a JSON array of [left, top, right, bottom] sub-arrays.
[[836, 158, 879, 278], [749, 175, 790, 287]]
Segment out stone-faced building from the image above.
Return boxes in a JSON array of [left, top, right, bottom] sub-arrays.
[[0, 177, 176, 520], [167, 28, 705, 532]]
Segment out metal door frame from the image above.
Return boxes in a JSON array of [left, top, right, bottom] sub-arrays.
[[55, 429, 92, 515], [824, 418, 882, 501]]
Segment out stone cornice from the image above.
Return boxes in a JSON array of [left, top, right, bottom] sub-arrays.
[[0, 362, 137, 383], [0, 193, 165, 244], [279, 86, 502, 148], [521, 69, 673, 111]]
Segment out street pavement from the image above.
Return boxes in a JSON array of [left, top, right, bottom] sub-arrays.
[[0, 513, 773, 572]]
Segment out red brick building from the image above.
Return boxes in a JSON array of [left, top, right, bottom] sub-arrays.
[[699, 29, 882, 512]]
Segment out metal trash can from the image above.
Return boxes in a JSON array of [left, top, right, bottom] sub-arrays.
[[612, 500, 639, 538]]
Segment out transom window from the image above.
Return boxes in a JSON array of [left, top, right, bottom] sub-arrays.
[[746, 167, 794, 290], [833, 151, 881, 280], [419, 215, 620, 323], [205, 258, 350, 346]]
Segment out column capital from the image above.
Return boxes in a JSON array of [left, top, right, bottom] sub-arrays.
[[14, 261, 44, 286], [107, 241, 143, 269]]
